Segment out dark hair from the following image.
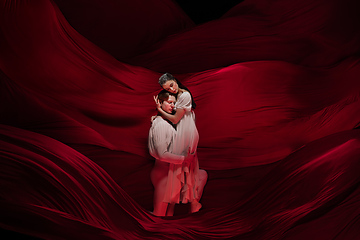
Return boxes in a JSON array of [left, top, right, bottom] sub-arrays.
[[158, 73, 174, 86], [157, 89, 176, 103], [158, 73, 197, 109]]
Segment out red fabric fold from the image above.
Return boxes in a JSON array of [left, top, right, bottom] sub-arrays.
[[1, 0, 360, 239], [127, 0, 360, 73]]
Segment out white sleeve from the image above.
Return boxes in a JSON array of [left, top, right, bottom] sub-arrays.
[[151, 121, 184, 164], [175, 92, 192, 112]]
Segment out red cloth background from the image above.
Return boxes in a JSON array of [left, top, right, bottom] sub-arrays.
[[1, 0, 360, 239]]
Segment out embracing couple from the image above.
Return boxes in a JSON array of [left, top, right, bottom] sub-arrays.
[[148, 73, 208, 217]]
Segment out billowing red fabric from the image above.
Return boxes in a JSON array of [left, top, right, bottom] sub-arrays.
[[127, 0, 360, 73], [51, 0, 194, 60], [1, 0, 360, 239]]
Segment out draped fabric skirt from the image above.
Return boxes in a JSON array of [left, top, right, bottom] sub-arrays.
[[163, 111, 200, 204]]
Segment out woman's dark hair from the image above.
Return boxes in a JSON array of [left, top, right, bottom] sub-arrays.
[[157, 89, 176, 103], [158, 73, 197, 109]]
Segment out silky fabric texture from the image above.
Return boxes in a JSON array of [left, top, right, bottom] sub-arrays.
[[1, 0, 360, 239], [51, 0, 194, 60], [127, 0, 360, 73], [165, 92, 200, 203]]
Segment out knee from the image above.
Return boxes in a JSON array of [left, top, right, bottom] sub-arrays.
[[199, 169, 208, 182]]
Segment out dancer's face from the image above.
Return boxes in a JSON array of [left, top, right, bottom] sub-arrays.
[[161, 95, 176, 114], [162, 80, 178, 94]]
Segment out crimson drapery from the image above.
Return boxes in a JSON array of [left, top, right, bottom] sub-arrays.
[[1, 0, 360, 239]]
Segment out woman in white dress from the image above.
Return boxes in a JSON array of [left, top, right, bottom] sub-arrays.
[[155, 73, 208, 213], [149, 91, 195, 216]]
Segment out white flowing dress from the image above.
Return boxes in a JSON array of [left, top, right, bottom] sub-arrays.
[[164, 91, 200, 204]]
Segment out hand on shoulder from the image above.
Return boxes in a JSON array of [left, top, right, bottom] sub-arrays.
[[150, 115, 158, 123]]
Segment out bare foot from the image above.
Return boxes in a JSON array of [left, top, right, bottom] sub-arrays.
[[190, 200, 202, 213]]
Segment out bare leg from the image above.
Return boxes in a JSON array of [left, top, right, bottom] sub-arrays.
[[190, 169, 208, 213], [166, 203, 175, 216], [153, 177, 169, 216], [196, 169, 208, 201], [151, 161, 170, 216]]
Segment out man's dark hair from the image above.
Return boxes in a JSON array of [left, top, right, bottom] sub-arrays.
[[157, 89, 176, 103]]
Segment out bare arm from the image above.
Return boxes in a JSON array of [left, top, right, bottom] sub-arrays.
[[158, 151, 185, 164], [157, 107, 185, 125], [158, 147, 195, 165], [153, 95, 186, 124]]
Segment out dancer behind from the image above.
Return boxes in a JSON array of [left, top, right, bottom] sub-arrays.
[[155, 73, 207, 213], [149, 90, 195, 216]]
